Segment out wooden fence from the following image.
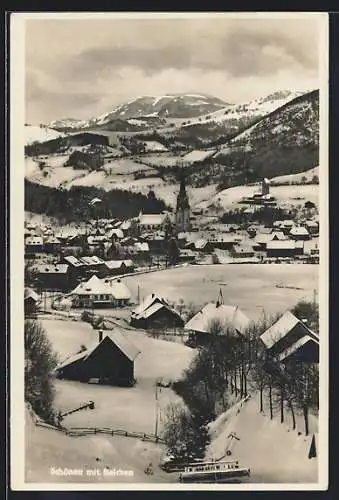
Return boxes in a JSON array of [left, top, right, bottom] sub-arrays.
[[64, 426, 165, 443]]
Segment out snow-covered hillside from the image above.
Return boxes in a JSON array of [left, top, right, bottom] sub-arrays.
[[181, 90, 305, 128], [25, 125, 67, 146], [206, 394, 318, 483]]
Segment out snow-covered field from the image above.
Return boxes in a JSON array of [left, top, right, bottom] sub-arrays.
[[40, 319, 195, 434], [200, 183, 319, 211], [25, 125, 67, 146], [206, 393, 318, 483], [123, 264, 318, 321], [270, 166, 319, 185], [26, 408, 173, 483]]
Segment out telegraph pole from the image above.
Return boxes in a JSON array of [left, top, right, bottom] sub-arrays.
[[155, 385, 159, 437]]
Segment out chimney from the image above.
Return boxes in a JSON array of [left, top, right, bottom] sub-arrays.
[[98, 330, 103, 343]]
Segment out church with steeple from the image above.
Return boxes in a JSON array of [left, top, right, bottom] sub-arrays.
[[175, 173, 191, 232]]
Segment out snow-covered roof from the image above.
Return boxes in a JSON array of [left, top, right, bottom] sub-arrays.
[[139, 214, 167, 226], [63, 255, 84, 267], [135, 242, 150, 252], [266, 240, 296, 250], [133, 293, 166, 316], [105, 259, 134, 270], [290, 226, 309, 236], [109, 279, 132, 300], [24, 287, 40, 302], [56, 332, 140, 369], [184, 302, 250, 335], [260, 311, 318, 350], [195, 238, 209, 249], [36, 264, 69, 274], [25, 236, 44, 246], [277, 334, 319, 363], [80, 256, 105, 266], [70, 275, 113, 296]]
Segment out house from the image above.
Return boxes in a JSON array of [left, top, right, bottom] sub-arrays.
[[178, 249, 196, 263], [279, 220, 295, 235], [266, 240, 297, 258], [44, 236, 62, 254], [34, 264, 70, 291], [131, 293, 184, 330], [55, 332, 140, 386], [138, 212, 170, 232], [230, 243, 255, 259], [24, 287, 40, 316], [290, 226, 310, 241], [209, 235, 241, 250], [104, 260, 135, 276], [184, 302, 250, 345], [80, 255, 107, 278], [69, 275, 115, 308], [107, 278, 132, 307], [62, 255, 86, 281], [260, 311, 319, 363], [25, 236, 44, 255], [305, 220, 319, 235]]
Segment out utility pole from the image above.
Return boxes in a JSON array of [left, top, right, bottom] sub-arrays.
[[155, 385, 159, 437]]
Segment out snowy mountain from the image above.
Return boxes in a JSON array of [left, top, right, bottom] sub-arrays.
[[48, 118, 89, 131], [25, 125, 68, 146], [48, 94, 229, 131]]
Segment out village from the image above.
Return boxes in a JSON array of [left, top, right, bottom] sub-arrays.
[[24, 175, 320, 484]]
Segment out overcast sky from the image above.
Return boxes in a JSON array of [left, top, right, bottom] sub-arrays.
[[25, 15, 321, 124]]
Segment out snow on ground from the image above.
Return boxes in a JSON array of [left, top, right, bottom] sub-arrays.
[[206, 393, 318, 483], [182, 149, 216, 164], [25, 125, 67, 146], [139, 153, 181, 168], [103, 159, 158, 175], [199, 183, 319, 211], [143, 141, 168, 152], [25, 408, 174, 483], [40, 319, 196, 434], [270, 166, 319, 184], [26, 165, 88, 189], [123, 264, 318, 322]]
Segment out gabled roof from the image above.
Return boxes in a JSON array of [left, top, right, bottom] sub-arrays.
[[63, 255, 84, 267], [139, 214, 167, 226], [195, 238, 210, 249], [24, 287, 40, 302], [45, 236, 61, 244], [109, 279, 132, 300], [184, 302, 250, 335], [80, 256, 105, 266], [36, 264, 69, 274], [56, 333, 141, 369], [277, 334, 319, 363], [71, 275, 113, 296], [290, 226, 309, 236], [260, 311, 318, 350], [133, 293, 167, 316]]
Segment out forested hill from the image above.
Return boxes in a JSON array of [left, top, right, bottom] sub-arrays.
[[25, 181, 169, 224]]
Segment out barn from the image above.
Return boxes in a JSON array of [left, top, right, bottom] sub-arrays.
[[24, 287, 40, 316], [55, 332, 141, 386], [130, 293, 184, 330], [260, 311, 319, 363]]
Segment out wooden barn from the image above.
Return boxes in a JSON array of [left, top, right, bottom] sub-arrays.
[[130, 293, 184, 330], [260, 311, 319, 363], [184, 301, 250, 345], [34, 264, 70, 291], [55, 331, 140, 386], [24, 287, 40, 316]]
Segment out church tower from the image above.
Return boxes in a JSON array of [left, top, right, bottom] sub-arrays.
[[175, 173, 191, 232]]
